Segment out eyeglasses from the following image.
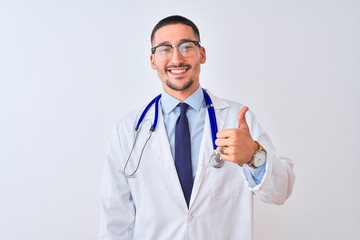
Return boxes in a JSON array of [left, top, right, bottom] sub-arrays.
[[151, 40, 201, 61]]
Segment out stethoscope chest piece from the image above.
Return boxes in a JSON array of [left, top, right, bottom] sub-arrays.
[[210, 150, 224, 168]]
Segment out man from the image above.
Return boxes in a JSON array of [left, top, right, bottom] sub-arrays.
[[99, 15, 295, 240]]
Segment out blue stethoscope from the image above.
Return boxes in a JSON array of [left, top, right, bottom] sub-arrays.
[[119, 89, 224, 178]]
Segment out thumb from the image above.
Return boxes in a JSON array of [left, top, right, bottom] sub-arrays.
[[237, 107, 249, 129]]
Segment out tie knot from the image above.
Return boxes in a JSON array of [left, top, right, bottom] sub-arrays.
[[179, 102, 189, 114]]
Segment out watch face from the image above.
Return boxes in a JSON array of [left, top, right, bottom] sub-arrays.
[[253, 151, 267, 167]]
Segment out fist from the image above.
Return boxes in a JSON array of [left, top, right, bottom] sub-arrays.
[[215, 107, 258, 166]]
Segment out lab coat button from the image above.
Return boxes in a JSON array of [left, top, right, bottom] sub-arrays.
[[187, 215, 193, 222]]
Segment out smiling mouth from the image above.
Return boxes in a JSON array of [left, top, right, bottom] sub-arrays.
[[166, 64, 191, 76], [169, 69, 187, 74]]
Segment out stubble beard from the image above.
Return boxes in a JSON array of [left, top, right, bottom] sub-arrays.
[[165, 77, 195, 91]]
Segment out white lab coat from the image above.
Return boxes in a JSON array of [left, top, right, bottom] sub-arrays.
[[99, 91, 295, 240]]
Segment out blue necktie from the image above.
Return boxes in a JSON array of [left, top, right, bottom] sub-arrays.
[[175, 103, 193, 207]]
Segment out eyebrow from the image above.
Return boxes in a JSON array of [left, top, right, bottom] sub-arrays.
[[156, 39, 197, 46]]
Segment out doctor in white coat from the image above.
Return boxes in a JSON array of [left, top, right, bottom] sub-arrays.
[[99, 15, 295, 240]]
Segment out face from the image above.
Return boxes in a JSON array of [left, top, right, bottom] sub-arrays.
[[150, 24, 206, 100]]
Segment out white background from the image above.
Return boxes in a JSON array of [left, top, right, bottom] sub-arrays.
[[1, 0, 359, 239]]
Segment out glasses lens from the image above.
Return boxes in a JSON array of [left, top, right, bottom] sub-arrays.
[[155, 46, 172, 61], [154, 41, 198, 61], [179, 42, 196, 58]]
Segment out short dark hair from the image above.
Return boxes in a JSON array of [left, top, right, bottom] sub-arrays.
[[151, 15, 200, 45]]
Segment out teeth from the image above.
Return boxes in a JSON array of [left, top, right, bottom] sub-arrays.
[[170, 69, 186, 74]]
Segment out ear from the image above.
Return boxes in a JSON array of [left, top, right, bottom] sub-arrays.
[[200, 46, 206, 64], [150, 54, 157, 70]]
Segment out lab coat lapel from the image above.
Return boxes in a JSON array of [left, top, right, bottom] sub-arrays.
[[148, 106, 189, 211], [189, 91, 227, 208]]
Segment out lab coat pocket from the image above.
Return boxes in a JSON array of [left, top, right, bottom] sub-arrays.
[[207, 162, 246, 201]]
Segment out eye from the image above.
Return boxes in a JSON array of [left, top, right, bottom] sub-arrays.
[[157, 46, 171, 54], [180, 42, 195, 52], [184, 43, 194, 49]]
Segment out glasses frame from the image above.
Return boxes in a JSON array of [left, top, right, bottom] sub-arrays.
[[151, 40, 201, 60]]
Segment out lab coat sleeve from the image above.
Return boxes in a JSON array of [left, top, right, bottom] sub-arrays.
[[242, 110, 295, 205], [99, 123, 135, 240]]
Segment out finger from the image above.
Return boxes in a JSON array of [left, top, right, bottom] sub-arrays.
[[217, 147, 227, 155], [217, 145, 238, 155], [215, 138, 230, 147], [217, 153, 237, 164], [216, 147, 226, 155], [237, 107, 249, 129], [218, 153, 245, 166], [216, 129, 237, 139]]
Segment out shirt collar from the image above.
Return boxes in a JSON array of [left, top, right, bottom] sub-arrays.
[[161, 86, 204, 115]]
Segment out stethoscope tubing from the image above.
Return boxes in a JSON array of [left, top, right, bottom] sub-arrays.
[[203, 89, 218, 150], [136, 94, 161, 131], [135, 90, 217, 149], [119, 89, 222, 177]]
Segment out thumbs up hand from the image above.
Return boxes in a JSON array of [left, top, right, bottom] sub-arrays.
[[215, 107, 258, 166]]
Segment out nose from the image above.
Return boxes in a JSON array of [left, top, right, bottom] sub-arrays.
[[170, 46, 184, 65]]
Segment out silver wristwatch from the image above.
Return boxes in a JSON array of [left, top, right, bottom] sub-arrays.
[[247, 142, 267, 169]]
